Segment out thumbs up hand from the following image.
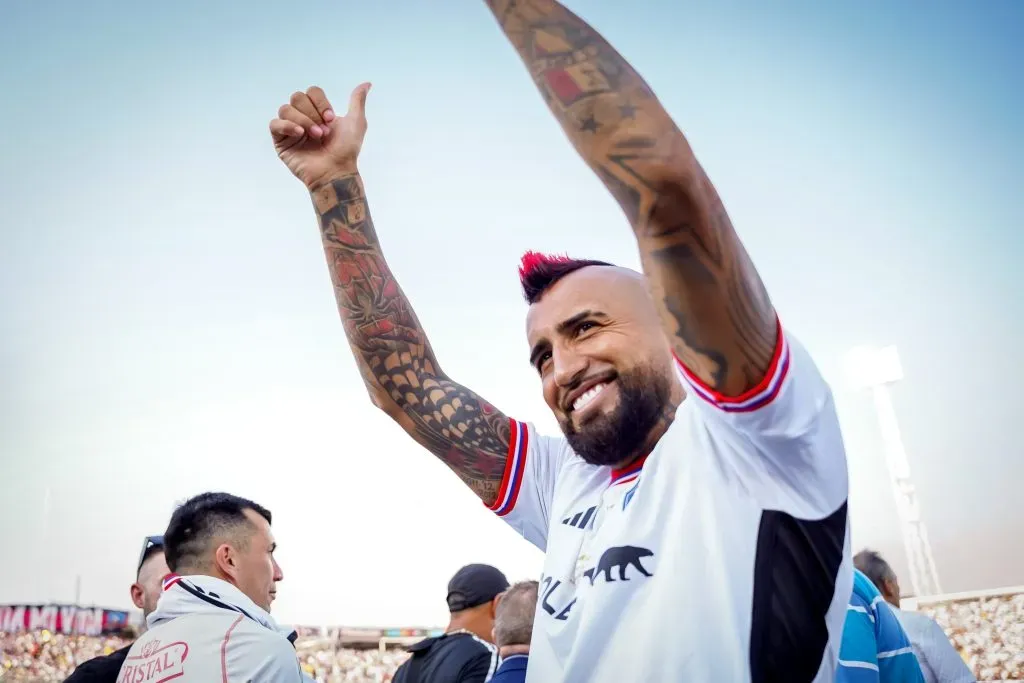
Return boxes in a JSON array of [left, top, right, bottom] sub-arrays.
[[270, 83, 371, 189]]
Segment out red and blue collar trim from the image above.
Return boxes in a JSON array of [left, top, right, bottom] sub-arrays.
[[162, 573, 181, 591], [610, 454, 647, 486]]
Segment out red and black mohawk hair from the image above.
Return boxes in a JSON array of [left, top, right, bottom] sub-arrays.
[[518, 251, 614, 304]]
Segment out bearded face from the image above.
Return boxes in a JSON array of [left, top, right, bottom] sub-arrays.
[[559, 362, 672, 467]]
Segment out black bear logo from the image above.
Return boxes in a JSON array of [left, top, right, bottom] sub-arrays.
[[582, 545, 654, 585]]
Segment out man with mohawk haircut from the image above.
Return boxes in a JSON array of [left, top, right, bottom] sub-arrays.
[[269, 4, 851, 681]]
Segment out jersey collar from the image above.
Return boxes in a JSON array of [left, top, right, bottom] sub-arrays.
[[610, 454, 647, 485]]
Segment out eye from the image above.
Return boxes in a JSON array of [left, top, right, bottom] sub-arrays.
[[575, 321, 597, 335], [535, 350, 552, 372]]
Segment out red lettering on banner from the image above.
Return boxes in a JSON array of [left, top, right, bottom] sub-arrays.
[[59, 605, 77, 633], [0, 606, 25, 632], [72, 607, 103, 636], [28, 605, 56, 631], [0, 604, 129, 635]]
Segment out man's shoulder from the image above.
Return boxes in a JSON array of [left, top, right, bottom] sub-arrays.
[[220, 615, 296, 650], [397, 633, 496, 681], [894, 607, 940, 634], [523, 424, 572, 458], [522, 426, 600, 489], [492, 654, 528, 682], [137, 613, 294, 659], [424, 632, 496, 671], [437, 631, 495, 656], [852, 570, 882, 603], [65, 645, 132, 681]]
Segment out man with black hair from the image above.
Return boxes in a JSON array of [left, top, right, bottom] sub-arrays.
[[270, 2, 851, 680], [117, 492, 307, 682], [65, 536, 169, 681], [393, 564, 505, 683]]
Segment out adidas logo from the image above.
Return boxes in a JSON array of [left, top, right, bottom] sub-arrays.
[[561, 505, 597, 530]]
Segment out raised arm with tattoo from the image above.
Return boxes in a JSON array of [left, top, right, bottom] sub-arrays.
[[269, 84, 510, 503], [485, 0, 778, 397]]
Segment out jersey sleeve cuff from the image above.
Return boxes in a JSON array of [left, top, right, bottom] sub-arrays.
[[485, 418, 529, 517], [675, 316, 791, 413]]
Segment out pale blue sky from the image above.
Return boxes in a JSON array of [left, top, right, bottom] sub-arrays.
[[1, 0, 1021, 627]]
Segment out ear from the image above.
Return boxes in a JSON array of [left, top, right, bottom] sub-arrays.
[[130, 582, 145, 610], [491, 595, 501, 618], [213, 543, 238, 579]]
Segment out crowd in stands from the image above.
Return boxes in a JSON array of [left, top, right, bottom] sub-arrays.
[[0, 628, 409, 682], [296, 644, 409, 682], [0, 632, 132, 682], [921, 592, 1024, 681], [2, 592, 1021, 682]]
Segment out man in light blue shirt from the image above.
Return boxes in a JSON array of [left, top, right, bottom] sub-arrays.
[[855, 550, 976, 683], [839, 568, 925, 682]]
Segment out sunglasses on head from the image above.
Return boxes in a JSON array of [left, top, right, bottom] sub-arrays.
[[137, 535, 164, 573]]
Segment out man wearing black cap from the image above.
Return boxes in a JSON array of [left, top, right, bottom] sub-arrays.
[[65, 535, 169, 682], [393, 564, 508, 683]]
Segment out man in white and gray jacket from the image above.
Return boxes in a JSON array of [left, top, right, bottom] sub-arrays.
[[117, 492, 308, 682]]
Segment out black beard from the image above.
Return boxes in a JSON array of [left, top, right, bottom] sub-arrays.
[[560, 364, 672, 467]]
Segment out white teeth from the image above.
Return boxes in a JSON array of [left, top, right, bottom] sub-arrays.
[[573, 383, 607, 412]]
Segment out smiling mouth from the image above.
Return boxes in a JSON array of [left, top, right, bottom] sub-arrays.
[[572, 382, 609, 413]]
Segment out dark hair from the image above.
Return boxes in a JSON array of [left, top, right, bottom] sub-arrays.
[[518, 251, 614, 304], [163, 492, 272, 573], [853, 549, 897, 592]]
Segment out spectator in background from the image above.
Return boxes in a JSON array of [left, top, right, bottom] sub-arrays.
[[393, 564, 506, 683], [838, 568, 924, 682], [490, 581, 538, 683], [65, 535, 169, 682], [855, 550, 977, 683], [118, 492, 307, 681]]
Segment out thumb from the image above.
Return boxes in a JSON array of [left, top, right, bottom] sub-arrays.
[[347, 82, 372, 119]]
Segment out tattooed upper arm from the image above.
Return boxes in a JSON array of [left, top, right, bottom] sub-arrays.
[[639, 171, 778, 396], [486, 0, 778, 396], [312, 174, 510, 503]]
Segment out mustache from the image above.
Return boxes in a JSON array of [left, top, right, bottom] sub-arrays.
[[565, 370, 617, 394]]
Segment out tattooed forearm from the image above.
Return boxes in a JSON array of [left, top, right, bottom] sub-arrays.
[[485, 0, 687, 226], [311, 174, 510, 502], [486, 0, 778, 396]]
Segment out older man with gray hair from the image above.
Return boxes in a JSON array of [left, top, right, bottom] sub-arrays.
[[854, 550, 976, 683], [491, 581, 539, 683]]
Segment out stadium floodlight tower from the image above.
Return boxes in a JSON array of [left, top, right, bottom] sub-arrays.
[[844, 345, 942, 599]]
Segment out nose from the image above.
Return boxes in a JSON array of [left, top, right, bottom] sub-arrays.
[[552, 345, 588, 390], [273, 558, 284, 582]]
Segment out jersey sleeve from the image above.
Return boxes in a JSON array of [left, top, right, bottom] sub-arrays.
[[677, 318, 848, 513], [837, 593, 881, 683], [485, 418, 570, 552], [873, 601, 925, 683]]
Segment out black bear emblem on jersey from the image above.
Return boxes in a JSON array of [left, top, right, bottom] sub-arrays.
[[582, 545, 654, 585]]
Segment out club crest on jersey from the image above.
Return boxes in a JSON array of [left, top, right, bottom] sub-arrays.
[[581, 545, 654, 585]]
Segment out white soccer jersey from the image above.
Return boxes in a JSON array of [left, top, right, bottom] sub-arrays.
[[487, 325, 852, 683]]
